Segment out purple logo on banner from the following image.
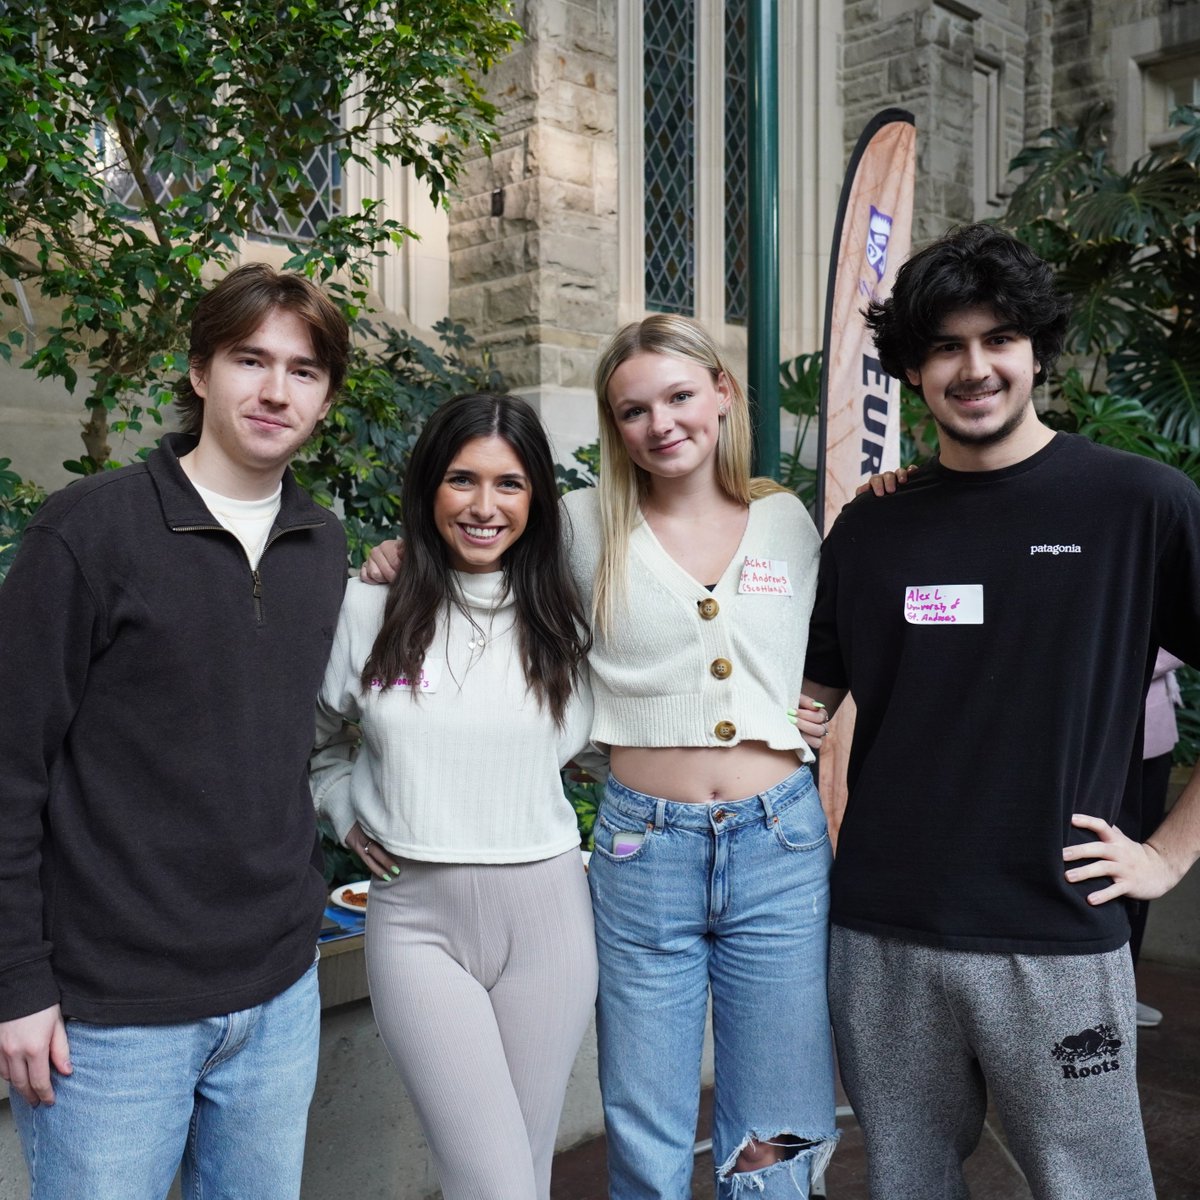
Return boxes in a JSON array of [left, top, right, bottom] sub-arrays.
[[865, 206, 893, 281]]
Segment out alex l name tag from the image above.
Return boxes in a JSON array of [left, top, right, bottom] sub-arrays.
[[903, 584, 983, 625]]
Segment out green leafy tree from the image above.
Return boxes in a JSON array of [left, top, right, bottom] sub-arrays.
[[555, 441, 599, 495], [1000, 102, 1200, 468], [0, 0, 520, 471], [0, 458, 45, 578]]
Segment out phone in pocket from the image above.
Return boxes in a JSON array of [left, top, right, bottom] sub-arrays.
[[611, 829, 646, 858]]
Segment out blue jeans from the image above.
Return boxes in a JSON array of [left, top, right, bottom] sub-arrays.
[[11, 960, 320, 1200], [589, 766, 838, 1198]]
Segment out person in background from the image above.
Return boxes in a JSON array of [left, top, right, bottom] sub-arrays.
[[1129, 649, 1186, 1028], [312, 393, 599, 1200], [0, 264, 349, 1200]]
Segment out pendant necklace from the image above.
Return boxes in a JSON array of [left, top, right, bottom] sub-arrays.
[[465, 607, 495, 652]]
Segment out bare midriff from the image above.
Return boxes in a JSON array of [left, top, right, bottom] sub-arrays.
[[609, 741, 802, 804]]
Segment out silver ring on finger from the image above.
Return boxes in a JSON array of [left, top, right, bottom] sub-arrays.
[[362, 840, 373, 857]]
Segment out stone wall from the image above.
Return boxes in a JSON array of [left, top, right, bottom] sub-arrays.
[[445, 0, 1200, 386], [842, 1, 1029, 240], [1036, 0, 1200, 169], [841, 0, 1200, 241], [445, 0, 846, 461], [1046, 0, 1195, 125], [7, 1, 1200, 480], [449, 0, 619, 397]]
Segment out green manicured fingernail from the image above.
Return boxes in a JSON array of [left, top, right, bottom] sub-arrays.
[[390, 866, 400, 877], [786, 708, 797, 718], [811, 701, 826, 709]]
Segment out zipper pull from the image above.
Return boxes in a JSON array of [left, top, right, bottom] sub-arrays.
[[252, 569, 263, 600]]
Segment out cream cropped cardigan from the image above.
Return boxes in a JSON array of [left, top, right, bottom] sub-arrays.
[[560, 487, 820, 759], [310, 573, 595, 863]]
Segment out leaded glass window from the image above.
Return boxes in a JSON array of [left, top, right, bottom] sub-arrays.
[[253, 138, 343, 243], [100, 85, 342, 244], [98, 86, 202, 214], [723, 0, 748, 325], [643, 0, 695, 315]]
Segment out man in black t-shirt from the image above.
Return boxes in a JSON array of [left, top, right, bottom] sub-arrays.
[[804, 224, 1200, 1199]]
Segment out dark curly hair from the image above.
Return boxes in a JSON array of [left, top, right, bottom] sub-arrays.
[[864, 223, 1071, 391]]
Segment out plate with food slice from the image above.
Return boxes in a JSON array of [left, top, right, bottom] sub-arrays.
[[331, 880, 370, 912]]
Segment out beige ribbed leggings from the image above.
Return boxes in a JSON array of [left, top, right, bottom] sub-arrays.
[[364, 849, 598, 1200]]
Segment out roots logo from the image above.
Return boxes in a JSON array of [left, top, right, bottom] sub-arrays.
[[1051, 1024, 1123, 1080]]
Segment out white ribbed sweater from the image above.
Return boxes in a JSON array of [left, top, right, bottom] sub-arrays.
[[310, 573, 593, 862], [561, 487, 820, 757]]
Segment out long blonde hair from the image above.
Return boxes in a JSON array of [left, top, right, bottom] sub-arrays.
[[591, 314, 788, 634]]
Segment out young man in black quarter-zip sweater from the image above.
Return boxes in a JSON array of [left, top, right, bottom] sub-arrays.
[[0, 265, 349, 1200], [804, 225, 1200, 1200]]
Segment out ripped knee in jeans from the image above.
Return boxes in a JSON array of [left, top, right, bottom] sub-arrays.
[[718, 1130, 839, 1195]]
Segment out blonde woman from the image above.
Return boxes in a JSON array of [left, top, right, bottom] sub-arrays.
[[563, 315, 836, 1197], [363, 319, 836, 1196]]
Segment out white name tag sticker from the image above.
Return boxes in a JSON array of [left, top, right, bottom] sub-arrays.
[[372, 659, 444, 692], [738, 556, 792, 596], [903, 585, 983, 625]]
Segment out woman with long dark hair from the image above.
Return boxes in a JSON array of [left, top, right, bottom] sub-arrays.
[[311, 393, 597, 1200]]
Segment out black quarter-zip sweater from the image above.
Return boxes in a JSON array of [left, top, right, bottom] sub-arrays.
[[0, 434, 347, 1024]]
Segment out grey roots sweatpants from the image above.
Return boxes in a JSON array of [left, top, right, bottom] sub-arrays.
[[828, 925, 1155, 1200]]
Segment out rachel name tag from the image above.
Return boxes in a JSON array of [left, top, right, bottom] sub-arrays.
[[738, 556, 792, 596], [903, 584, 983, 625]]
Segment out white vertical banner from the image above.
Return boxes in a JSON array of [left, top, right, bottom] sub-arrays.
[[816, 108, 916, 841]]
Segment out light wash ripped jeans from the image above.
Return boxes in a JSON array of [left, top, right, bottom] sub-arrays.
[[588, 765, 838, 1198]]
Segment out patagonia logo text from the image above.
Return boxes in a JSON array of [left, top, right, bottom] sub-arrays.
[[1030, 544, 1081, 556]]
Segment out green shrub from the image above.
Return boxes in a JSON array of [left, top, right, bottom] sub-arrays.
[[0, 460, 45, 582]]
